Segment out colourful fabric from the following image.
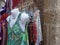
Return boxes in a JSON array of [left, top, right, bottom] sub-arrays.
[[1, 13, 8, 20], [7, 13, 29, 45], [28, 21, 37, 45], [12, 0, 20, 9], [27, 10, 37, 45], [1, 20, 8, 45], [6, 0, 12, 14], [0, 16, 8, 45], [6, 0, 20, 10], [0, 3, 8, 45], [0, 9, 8, 45]]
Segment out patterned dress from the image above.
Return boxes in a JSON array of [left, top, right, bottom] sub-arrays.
[[7, 13, 29, 45]]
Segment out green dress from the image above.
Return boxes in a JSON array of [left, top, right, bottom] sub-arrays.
[[7, 13, 29, 45]]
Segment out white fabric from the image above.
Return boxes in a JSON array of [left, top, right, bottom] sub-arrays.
[[11, 8, 20, 18], [10, 15, 19, 28], [19, 12, 29, 32], [7, 10, 29, 32], [7, 8, 20, 28], [35, 15, 43, 45], [35, 10, 43, 45], [19, 22, 25, 32]]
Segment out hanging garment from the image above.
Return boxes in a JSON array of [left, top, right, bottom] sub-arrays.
[[0, 14, 3, 45], [28, 21, 37, 45], [28, 11, 37, 45], [6, 0, 12, 13], [33, 9, 43, 45], [6, 0, 20, 10], [0, 14, 8, 45], [0, 5, 8, 45], [7, 12, 29, 45], [6, 0, 20, 14], [35, 15, 43, 45], [1, 19, 8, 45]]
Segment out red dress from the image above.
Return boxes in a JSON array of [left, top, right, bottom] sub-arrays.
[[28, 21, 37, 45]]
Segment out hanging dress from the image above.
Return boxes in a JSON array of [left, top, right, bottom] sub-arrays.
[[35, 15, 43, 45], [28, 11, 37, 45], [0, 6, 8, 45], [7, 13, 29, 45], [1, 13, 8, 45], [0, 14, 8, 45]]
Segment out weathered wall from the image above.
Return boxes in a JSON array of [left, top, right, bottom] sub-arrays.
[[35, 0, 57, 45], [43, 0, 60, 45], [43, 0, 57, 45], [56, 0, 60, 45]]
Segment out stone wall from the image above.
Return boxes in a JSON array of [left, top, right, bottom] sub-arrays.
[[56, 0, 60, 45], [35, 0, 58, 45], [41, 0, 60, 45], [43, 0, 57, 45]]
